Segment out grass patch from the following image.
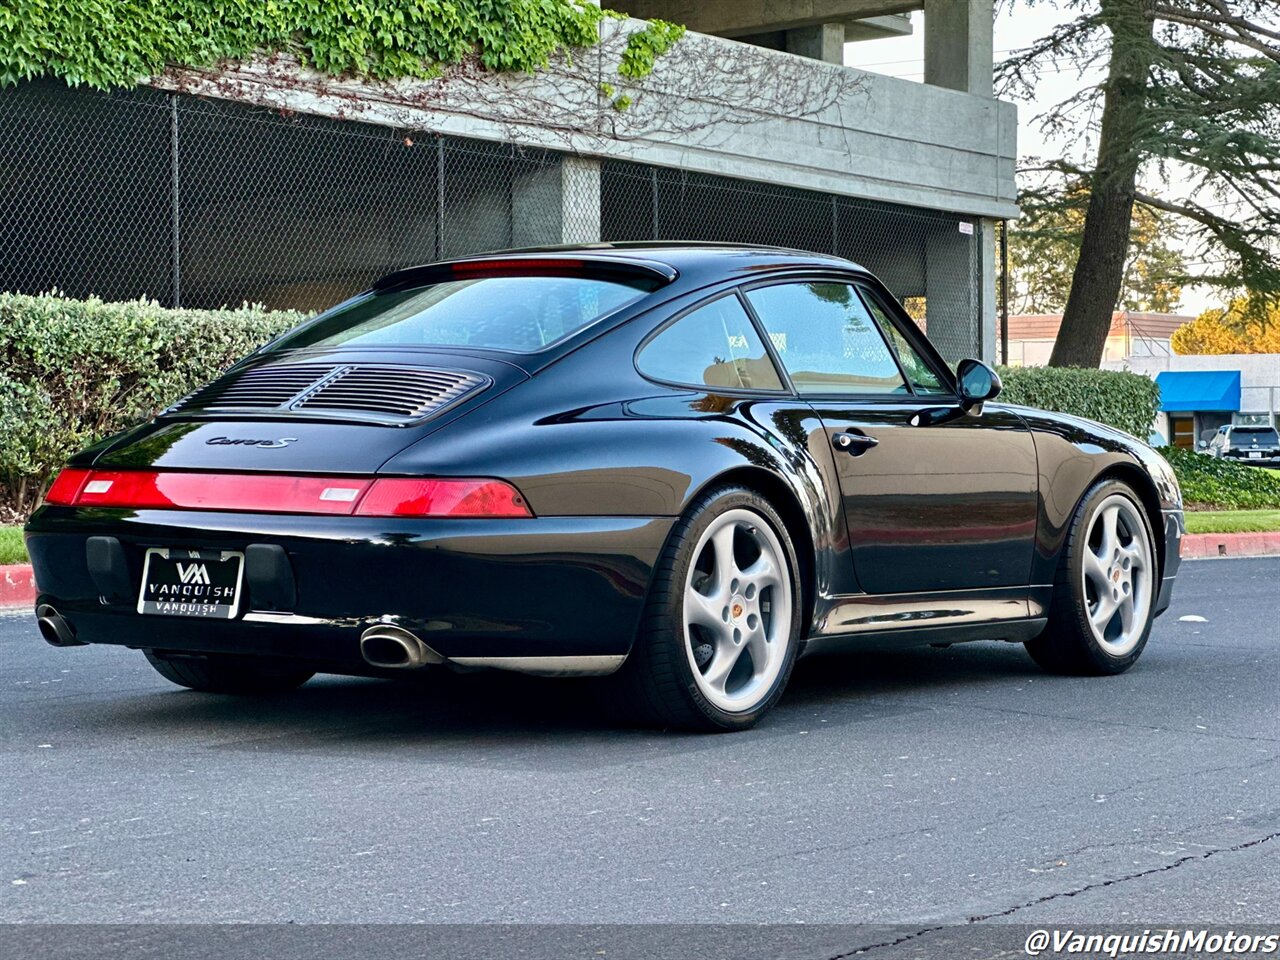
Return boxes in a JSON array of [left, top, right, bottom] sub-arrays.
[[0, 526, 27, 565], [1185, 510, 1280, 534]]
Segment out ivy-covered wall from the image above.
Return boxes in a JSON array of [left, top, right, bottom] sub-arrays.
[[0, 0, 682, 103]]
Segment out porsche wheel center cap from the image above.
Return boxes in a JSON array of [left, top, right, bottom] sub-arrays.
[[730, 596, 746, 621]]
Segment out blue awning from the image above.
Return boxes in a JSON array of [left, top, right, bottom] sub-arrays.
[[1155, 370, 1241, 412]]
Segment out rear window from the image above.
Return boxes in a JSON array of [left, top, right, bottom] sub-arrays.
[[269, 274, 662, 353], [1231, 428, 1279, 444]]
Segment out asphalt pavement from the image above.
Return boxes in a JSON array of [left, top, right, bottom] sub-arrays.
[[2, 558, 1277, 955]]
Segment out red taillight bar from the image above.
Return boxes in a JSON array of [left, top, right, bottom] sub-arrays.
[[72, 471, 369, 515], [42, 469, 532, 518]]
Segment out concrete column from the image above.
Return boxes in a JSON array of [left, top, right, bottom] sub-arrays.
[[923, 0, 994, 97], [979, 217, 997, 363], [511, 155, 602, 247], [785, 23, 845, 64], [561, 156, 602, 244]]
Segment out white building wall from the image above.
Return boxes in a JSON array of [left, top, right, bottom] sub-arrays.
[[1104, 353, 1280, 432]]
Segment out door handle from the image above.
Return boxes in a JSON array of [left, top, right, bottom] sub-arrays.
[[832, 432, 879, 454]]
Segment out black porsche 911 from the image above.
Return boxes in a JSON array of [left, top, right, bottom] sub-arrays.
[[25, 244, 1183, 731]]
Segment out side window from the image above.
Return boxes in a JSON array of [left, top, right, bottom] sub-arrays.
[[638, 295, 785, 392], [857, 288, 951, 396], [744, 282, 907, 395]]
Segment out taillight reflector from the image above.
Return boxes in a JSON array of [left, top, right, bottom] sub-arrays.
[[42, 469, 532, 518], [355, 478, 532, 518]]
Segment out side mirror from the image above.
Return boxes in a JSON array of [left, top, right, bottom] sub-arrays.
[[1197, 440, 1209, 450], [956, 358, 1002, 409]]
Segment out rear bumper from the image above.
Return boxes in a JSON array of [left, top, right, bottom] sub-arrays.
[[24, 506, 672, 671], [1154, 507, 1184, 618]]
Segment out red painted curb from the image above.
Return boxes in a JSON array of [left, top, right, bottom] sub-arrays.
[[0, 564, 35, 609], [1182, 531, 1280, 560]]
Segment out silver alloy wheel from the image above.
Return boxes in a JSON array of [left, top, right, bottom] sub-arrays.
[[1081, 494, 1154, 657], [682, 508, 793, 713]]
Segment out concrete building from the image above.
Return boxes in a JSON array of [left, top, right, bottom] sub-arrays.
[[1104, 353, 1280, 449], [0, 1, 1016, 362], [1005, 312, 1192, 367]]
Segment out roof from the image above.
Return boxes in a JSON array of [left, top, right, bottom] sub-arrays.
[[376, 243, 870, 291], [1155, 370, 1242, 412], [469, 241, 866, 273], [1008, 312, 1195, 341]]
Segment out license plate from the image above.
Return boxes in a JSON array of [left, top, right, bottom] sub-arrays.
[[137, 548, 245, 619], [1249, 451, 1262, 459]]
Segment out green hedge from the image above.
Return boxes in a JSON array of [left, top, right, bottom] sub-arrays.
[[1, 292, 304, 516], [996, 365, 1160, 439], [1158, 447, 1280, 510]]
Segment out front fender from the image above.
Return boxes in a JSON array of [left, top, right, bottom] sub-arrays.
[[1003, 405, 1182, 586]]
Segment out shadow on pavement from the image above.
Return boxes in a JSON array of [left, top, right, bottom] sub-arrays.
[[40, 639, 1047, 761]]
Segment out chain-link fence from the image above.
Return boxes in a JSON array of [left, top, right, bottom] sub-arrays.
[[1, 77, 983, 360], [0, 79, 569, 313]]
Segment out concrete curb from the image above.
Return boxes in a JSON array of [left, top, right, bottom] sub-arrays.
[[1181, 531, 1280, 560], [0, 564, 35, 610]]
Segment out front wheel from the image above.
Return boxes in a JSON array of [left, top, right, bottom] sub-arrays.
[[144, 650, 315, 694], [1025, 479, 1158, 675], [611, 486, 803, 731]]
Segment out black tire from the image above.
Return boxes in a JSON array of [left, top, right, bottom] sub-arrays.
[[609, 485, 804, 732], [1025, 478, 1159, 676], [143, 650, 315, 694]]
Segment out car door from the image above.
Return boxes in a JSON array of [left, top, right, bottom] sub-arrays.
[[742, 277, 1039, 595]]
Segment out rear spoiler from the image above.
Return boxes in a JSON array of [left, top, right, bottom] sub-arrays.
[[373, 254, 679, 292]]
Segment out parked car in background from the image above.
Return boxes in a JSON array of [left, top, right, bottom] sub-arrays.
[[1207, 425, 1280, 467], [25, 244, 1184, 731]]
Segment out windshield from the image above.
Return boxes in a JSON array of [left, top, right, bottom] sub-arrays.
[[269, 274, 662, 353], [1231, 428, 1279, 444]]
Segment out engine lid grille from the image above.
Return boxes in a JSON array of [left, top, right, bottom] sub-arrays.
[[177, 363, 336, 411], [296, 367, 485, 419], [169, 363, 490, 425]]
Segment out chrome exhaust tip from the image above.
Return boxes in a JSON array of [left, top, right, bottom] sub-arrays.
[[36, 604, 86, 647], [359, 624, 443, 670]]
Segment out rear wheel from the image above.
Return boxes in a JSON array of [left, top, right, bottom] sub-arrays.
[[1025, 479, 1158, 675], [144, 650, 315, 694], [611, 486, 803, 731]]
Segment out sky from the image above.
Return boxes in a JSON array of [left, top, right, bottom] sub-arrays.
[[843, 6, 1219, 316]]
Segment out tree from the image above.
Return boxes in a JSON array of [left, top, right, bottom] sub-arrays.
[[999, 0, 1280, 368], [1171, 296, 1280, 353], [1010, 180, 1186, 314]]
